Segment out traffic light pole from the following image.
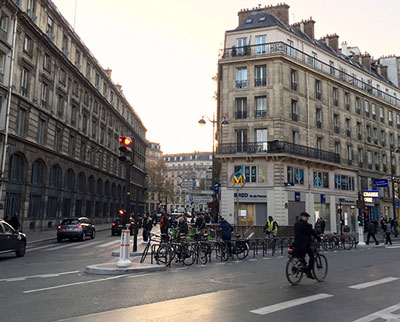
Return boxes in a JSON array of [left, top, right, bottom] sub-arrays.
[[132, 140, 138, 253], [390, 148, 397, 222], [124, 164, 131, 226]]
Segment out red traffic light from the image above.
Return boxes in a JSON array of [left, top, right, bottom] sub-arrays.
[[118, 136, 133, 146], [118, 209, 125, 215]]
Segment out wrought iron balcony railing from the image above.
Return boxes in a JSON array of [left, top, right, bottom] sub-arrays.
[[217, 140, 340, 164], [255, 110, 267, 118], [219, 42, 400, 109]]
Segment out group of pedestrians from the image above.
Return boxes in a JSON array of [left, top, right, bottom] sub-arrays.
[[365, 217, 399, 245]]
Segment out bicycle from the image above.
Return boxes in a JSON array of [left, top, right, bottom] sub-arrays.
[[286, 241, 328, 285], [140, 233, 160, 263]]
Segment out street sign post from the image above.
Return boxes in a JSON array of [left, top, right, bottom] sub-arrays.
[[179, 181, 197, 189]]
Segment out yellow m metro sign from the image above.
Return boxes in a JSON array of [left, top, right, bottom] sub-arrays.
[[233, 166, 245, 187]]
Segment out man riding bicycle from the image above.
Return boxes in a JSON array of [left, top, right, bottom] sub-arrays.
[[292, 212, 320, 279]]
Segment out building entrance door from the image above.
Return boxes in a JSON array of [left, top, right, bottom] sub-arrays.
[[288, 201, 305, 225], [237, 204, 255, 226]]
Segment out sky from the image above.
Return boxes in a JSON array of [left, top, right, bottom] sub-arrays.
[[52, 0, 400, 154]]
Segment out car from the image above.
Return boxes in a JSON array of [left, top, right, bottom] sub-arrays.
[[57, 217, 95, 242], [0, 219, 27, 257], [111, 218, 134, 236]]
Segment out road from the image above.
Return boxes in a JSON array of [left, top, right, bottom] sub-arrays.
[[1, 231, 400, 322]]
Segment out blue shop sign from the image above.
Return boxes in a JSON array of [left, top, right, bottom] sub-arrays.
[[321, 194, 326, 203], [373, 179, 388, 188], [295, 192, 301, 202]]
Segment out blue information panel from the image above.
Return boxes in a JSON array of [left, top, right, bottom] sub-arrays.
[[373, 179, 388, 188], [295, 192, 301, 202]]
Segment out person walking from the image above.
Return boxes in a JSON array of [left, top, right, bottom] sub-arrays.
[[320, 218, 326, 234], [264, 216, 278, 237], [314, 218, 322, 234], [9, 214, 20, 231], [384, 219, 392, 245], [391, 218, 399, 238], [365, 220, 379, 245], [141, 214, 152, 244]]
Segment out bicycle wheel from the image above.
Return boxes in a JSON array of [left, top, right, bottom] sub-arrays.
[[140, 243, 150, 263], [183, 244, 196, 266], [197, 247, 208, 265], [235, 241, 249, 259], [286, 257, 304, 285], [216, 242, 230, 261], [313, 254, 328, 282], [156, 244, 173, 265], [344, 237, 353, 250]]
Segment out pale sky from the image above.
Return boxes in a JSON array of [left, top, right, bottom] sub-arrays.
[[52, 0, 400, 154]]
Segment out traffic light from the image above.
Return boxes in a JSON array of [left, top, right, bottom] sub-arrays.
[[357, 214, 362, 226], [118, 209, 126, 216], [118, 136, 133, 163], [395, 182, 399, 200]]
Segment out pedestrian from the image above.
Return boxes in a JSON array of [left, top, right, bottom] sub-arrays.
[[177, 216, 188, 237], [141, 214, 152, 244], [9, 214, 20, 231], [264, 216, 278, 237], [320, 218, 326, 234], [194, 213, 206, 234], [384, 219, 392, 245], [365, 221, 379, 245], [3, 215, 9, 224], [391, 218, 399, 237], [160, 213, 169, 236], [314, 218, 322, 234]]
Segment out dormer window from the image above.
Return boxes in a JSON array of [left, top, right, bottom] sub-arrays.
[[259, 16, 266, 22], [245, 18, 252, 24]]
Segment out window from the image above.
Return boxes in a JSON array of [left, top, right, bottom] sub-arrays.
[[355, 97, 361, 114], [86, 62, 91, 79], [334, 174, 355, 191], [28, 195, 41, 218], [43, 53, 50, 71], [57, 95, 64, 117], [47, 16, 53, 34], [31, 160, 44, 185], [95, 73, 100, 88], [316, 137, 322, 150], [315, 80, 321, 99], [344, 93, 350, 110], [367, 151, 372, 167], [235, 129, 247, 152], [255, 65, 266, 87], [92, 120, 97, 139], [381, 130, 386, 146], [255, 96, 267, 118], [333, 114, 340, 132], [0, 14, 9, 32], [332, 87, 338, 106], [236, 38, 247, 55], [380, 107, 384, 122], [290, 69, 297, 91], [234, 165, 258, 183], [347, 145, 353, 163], [75, 49, 81, 66], [23, 35, 32, 54], [287, 166, 304, 185], [292, 131, 299, 144], [255, 35, 266, 54], [54, 128, 62, 152], [59, 68, 66, 84], [17, 108, 26, 136], [287, 39, 294, 56], [40, 83, 48, 108], [329, 61, 335, 75], [313, 171, 329, 188], [255, 129, 268, 152], [37, 118, 46, 144], [72, 80, 78, 96], [68, 135, 75, 157], [27, 0, 35, 12], [389, 111, 393, 125], [62, 34, 68, 53], [235, 98, 247, 119], [366, 125, 371, 142], [100, 126, 105, 144], [236, 67, 247, 88], [82, 114, 87, 134], [316, 108, 322, 128], [291, 100, 298, 121], [364, 101, 369, 117], [372, 103, 376, 119], [71, 105, 77, 126], [357, 122, 362, 139], [345, 118, 351, 136], [390, 133, 394, 147], [311, 52, 317, 67], [373, 127, 378, 143], [0, 51, 5, 75], [47, 196, 58, 218], [358, 149, 364, 165], [80, 141, 86, 161], [334, 141, 340, 155]]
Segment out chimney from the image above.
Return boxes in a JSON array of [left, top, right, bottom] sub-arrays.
[[238, 8, 253, 25], [327, 34, 339, 53], [116, 84, 122, 92], [303, 17, 315, 40], [105, 68, 112, 78], [341, 41, 348, 55], [381, 65, 388, 80], [265, 3, 290, 25], [361, 53, 371, 71]]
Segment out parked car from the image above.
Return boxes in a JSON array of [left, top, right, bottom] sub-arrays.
[[0, 219, 27, 257], [111, 218, 134, 236], [57, 217, 95, 242]]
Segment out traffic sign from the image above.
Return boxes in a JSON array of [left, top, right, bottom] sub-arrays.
[[179, 181, 197, 188], [180, 172, 204, 180]]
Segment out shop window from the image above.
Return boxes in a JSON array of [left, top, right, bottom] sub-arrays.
[[313, 171, 329, 188]]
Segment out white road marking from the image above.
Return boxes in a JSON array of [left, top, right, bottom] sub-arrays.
[[0, 271, 79, 283], [250, 293, 333, 315], [23, 274, 128, 294], [27, 244, 58, 251], [248, 259, 257, 262], [386, 245, 400, 249], [41, 243, 78, 251], [176, 267, 188, 270], [71, 241, 103, 249], [262, 257, 270, 260], [96, 240, 121, 248], [351, 303, 400, 321], [349, 277, 399, 290]]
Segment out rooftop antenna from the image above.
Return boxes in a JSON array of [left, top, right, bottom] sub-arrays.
[[73, 0, 77, 30]]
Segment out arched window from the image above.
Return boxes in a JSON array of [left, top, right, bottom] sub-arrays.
[[64, 169, 75, 191], [116, 185, 121, 200], [8, 153, 24, 182], [88, 176, 95, 194], [78, 172, 86, 193], [31, 159, 45, 186], [104, 181, 110, 197], [49, 165, 62, 188], [111, 183, 116, 198], [96, 178, 103, 195]]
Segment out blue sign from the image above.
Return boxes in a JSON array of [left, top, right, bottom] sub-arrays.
[[295, 192, 301, 202], [189, 195, 194, 202], [285, 182, 294, 187], [373, 179, 389, 188], [321, 194, 326, 203], [339, 198, 345, 203], [214, 184, 220, 193]]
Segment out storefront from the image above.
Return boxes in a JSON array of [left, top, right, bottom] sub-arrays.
[[336, 198, 357, 233]]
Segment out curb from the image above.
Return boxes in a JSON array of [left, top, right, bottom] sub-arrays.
[[85, 262, 167, 275], [28, 227, 111, 245], [111, 251, 142, 257]]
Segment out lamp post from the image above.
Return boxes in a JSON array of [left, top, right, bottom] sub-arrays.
[[390, 148, 399, 222], [198, 114, 229, 222]]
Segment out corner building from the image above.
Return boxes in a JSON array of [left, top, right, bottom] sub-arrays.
[[0, 0, 147, 230], [217, 3, 400, 231]]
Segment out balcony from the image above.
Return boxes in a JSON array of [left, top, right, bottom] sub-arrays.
[[334, 126, 340, 133], [389, 120, 393, 126], [346, 129, 351, 137], [367, 136, 371, 143], [345, 104, 350, 111], [235, 111, 247, 119], [316, 92, 321, 100], [316, 121, 322, 129], [292, 113, 298, 121], [372, 114, 376, 120], [374, 138, 378, 144], [255, 110, 267, 118], [348, 159, 353, 166], [359, 162, 363, 168], [219, 41, 400, 109], [358, 133, 362, 140], [356, 108, 361, 115], [255, 78, 266, 87], [217, 140, 340, 164], [368, 163, 372, 170], [291, 82, 297, 91], [365, 111, 370, 117], [333, 99, 338, 106], [235, 80, 247, 89], [397, 124, 400, 129], [380, 117, 385, 123]]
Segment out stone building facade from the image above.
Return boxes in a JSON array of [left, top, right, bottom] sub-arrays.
[[0, 0, 147, 230], [217, 4, 400, 232], [145, 141, 162, 214]]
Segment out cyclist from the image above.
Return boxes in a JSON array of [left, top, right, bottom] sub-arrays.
[[264, 216, 278, 237], [177, 216, 189, 238], [220, 218, 234, 255], [292, 212, 320, 279], [194, 213, 206, 234]]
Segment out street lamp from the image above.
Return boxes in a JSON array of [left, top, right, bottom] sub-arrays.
[[390, 147, 399, 222], [198, 114, 229, 221]]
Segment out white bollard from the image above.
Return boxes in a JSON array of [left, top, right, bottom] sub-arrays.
[[358, 226, 366, 247], [117, 229, 132, 267]]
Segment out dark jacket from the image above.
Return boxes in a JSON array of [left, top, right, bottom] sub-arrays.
[[292, 219, 319, 251], [142, 218, 152, 232], [220, 220, 233, 240], [194, 217, 205, 230], [367, 222, 376, 234], [320, 219, 326, 233], [178, 221, 189, 235]]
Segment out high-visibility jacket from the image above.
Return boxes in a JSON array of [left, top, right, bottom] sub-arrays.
[[267, 220, 278, 232]]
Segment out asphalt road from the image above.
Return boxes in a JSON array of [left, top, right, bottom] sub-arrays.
[[1, 232, 400, 322]]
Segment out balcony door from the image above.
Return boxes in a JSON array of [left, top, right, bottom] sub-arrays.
[[236, 130, 247, 153], [256, 35, 266, 54], [255, 129, 268, 152]]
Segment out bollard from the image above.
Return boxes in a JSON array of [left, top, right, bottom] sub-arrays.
[[357, 226, 366, 247], [117, 229, 132, 267]]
